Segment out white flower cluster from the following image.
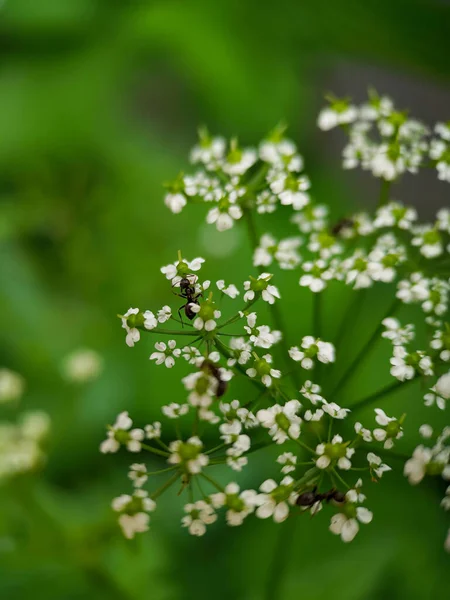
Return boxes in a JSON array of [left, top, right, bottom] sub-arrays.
[[0, 410, 50, 481], [404, 425, 450, 550], [105, 103, 450, 552], [318, 91, 434, 182]]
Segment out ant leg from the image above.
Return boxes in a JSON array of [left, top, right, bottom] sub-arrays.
[[178, 304, 186, 328]]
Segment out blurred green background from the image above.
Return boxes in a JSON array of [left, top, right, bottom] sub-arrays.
[[1, 1, 449, 598]]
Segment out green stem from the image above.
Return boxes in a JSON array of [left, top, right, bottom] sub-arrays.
[[214, 337, 266, 393], [217, 297, 259, 329], [151, 471, 180, 500], [145, 466, 178, 476], [138, 326, 200, 337], [351, 376, 418, 414], [333, 289, 367, 351], [330, 297, 401, 397], [200, 472, 225, 492], [331, 468, 350, 490], [313, 291, 322, 338], [243, 208, 300, 390], [140, 443, 170, 458], [378, 179, 392, 207], [264, 520, 297, 600]]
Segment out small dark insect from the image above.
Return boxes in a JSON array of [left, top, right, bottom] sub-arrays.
[[331, 218, 354, 236], [296, 486, 346, 508], [173, 275, 202, 323], [201, 359, 228, 398]]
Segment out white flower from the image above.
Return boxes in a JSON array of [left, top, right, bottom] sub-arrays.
[[182, 500, 217, 536], [396, 273, 430, 305], [289, 336, 335, 370], [299, 259, 335, 292], [354, 422, 373, 442], [373, 409, 403, 449], [389, 346, 415, 381], [322, 401, 350, 420], [190, 134, 226, 167], [269, 172, 310, 210], [168, 436, 209, 474], [300, 380, 323, 404], [226, 455, 248, 471], [329, 504, 373, 542], [128, 463, 148, 487], [374, 202, 417, 230], [210, 482, 258, 526], [256, 190, 278, 213], [216, 280, 240, 298], [367, 452, 391, 479], [181, 346, 202, 365], [277, 452, 297, 474], [411, 226, 443, 258], [162, 402, 189, 419], [318, 104, 358, 131], [100, 411, 144, 453], [62, 349, 103, 383], [192, 303, 221, 332], [441, 487, 450, 511], [259, 137, 298, 166], [253, 234, 301, 270], [145, 421, 161, 439], [206, 200, 243, 231], [404, 445, 432, 484], [182, 371, 216, 407], [222, 147, 257, 176], [0, 368, 25, 403], [121, 308, 141, 347], [381, 318, 414, 346], [445, 529, 450, 554], [243, 273, 280, 305], [435, 372, 450, 400], [227, 337, 252, 366], [244, 313, 281, 349], [315, 434, 354, 470], [424, 387, 447, 410], [370, 145, 405, 181], [255, 477, 298, 522], [291, 205, 328, 233], [143, 310, 157, 330], [161, 256, 205, 284], [246, 354, 281, 388], [157, 305, 172, 323], [419, 424, 433, 439], [112, 490, 156, 539], [219, 421, 250, 456], [150, 340, 181, 368], [257, 400, 302, 444], [164, 192, 187, 214]]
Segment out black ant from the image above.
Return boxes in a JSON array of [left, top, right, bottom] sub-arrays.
[[173, 275, 203, 324], [331, 217, 354, 236], [201, 359, 228, 398], [296, 487, 346, 508]]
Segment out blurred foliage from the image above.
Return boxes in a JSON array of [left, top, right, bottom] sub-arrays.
[[0, 0, 449, 598]]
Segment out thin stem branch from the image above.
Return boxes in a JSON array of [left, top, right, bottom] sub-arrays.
[[140, 443, 170, 458], [313, 291, 322, 339], [351, 375, 419, 414], [264, 520, 297, 600], [330, 297, 401, 397], [137, 326, 200, 337], [378, 179, 392, 207], [200, 472, 225, 492], [151, 471, 180, 500], [243, 208, 300, 390]]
